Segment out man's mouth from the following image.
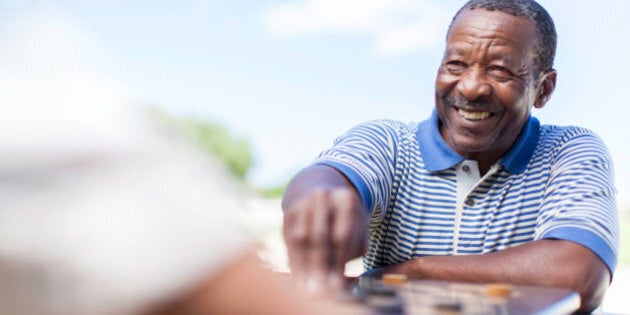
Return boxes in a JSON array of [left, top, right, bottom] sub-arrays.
[[458, 109, 491, 120]]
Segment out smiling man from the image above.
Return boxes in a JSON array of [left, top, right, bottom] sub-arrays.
[[281, 0, 619, 312]]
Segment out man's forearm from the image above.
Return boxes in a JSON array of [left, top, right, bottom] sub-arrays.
[[282, 164, 357, 212], [369, 239, 609, 312]]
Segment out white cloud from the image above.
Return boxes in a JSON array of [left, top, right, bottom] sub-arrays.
[[263, 0, 454, 56]]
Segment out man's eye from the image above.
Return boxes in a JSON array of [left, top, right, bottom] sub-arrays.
[[444, 61, 466, 74], [488, 66, 513, 80]]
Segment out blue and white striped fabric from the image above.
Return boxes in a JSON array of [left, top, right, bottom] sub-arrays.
[[315, 110, 619, 275]]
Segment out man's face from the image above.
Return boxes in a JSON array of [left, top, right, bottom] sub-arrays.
[[435, 9, 542, 161]]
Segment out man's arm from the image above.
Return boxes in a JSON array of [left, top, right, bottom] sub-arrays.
[[368, 239, 609, 312], [282, 164, 368, 294]]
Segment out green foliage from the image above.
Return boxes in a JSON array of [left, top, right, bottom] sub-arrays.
[[259, 183, 287, 198], [150, 108, 254, 180], [182, 118, 253, 179]]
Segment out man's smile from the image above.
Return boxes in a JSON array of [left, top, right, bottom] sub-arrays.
[[457, 108, 492, 120]]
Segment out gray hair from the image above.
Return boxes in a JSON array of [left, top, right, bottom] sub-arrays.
[[449, 0, 557, 75]]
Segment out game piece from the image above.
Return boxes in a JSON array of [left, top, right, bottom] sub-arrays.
[[485, 283, 512, 297], [382, 274, 408, 285]]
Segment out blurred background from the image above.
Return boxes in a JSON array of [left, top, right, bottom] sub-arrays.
[[2, 0, 628, 313]]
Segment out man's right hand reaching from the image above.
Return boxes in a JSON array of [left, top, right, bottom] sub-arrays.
[[281, 165, 368, 295]]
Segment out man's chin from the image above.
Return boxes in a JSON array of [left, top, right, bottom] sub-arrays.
[[449, 137, 492, 156]]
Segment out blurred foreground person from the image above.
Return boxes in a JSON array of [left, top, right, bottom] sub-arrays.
[[0, 103, 321, 315]]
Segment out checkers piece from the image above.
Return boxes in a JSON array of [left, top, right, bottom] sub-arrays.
[[381, 274, 408, 285], [485, 283, 512, 297]]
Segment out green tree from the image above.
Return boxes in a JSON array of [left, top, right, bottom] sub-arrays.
[[259, 182, 287, 198], [182, 118, 253, 179], [150, 108, 254, 180]]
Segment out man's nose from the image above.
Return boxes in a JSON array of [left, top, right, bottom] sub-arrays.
[[457, 68, 492, 101]]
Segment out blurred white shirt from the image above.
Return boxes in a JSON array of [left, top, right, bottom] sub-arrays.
[[0, 106, 252, 315]]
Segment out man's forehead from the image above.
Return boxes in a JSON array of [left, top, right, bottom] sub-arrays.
[[446, 8, 538, 56], [448, 8, 537, 42], [445, 42, 519, 61]]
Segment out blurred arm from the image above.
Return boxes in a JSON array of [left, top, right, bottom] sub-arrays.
[[145, 249, 318, 315]]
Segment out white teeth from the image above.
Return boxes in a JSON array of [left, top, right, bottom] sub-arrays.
[[458, 109, 491, 120]]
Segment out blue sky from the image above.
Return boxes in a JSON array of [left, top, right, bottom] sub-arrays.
[[2, 0, 629, 208]]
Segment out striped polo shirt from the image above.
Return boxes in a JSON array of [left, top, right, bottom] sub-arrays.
[[316, 110, 619, 275]]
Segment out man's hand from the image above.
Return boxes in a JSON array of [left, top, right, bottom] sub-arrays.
[[282, 165, 368, 295]]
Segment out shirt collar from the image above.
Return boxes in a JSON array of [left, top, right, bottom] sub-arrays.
[[417, 109, 540, 174]]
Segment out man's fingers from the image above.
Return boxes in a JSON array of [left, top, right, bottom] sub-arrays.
[[283, 186, 365, 294], [283, 197, 312, 282], [330, 188, 366, 277], [307, 188, 332, 294]]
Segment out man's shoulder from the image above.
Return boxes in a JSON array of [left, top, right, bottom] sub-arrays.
[[352, 119, 420, 136], [538, 123, 603, 144], [536, 123, 611, 164]]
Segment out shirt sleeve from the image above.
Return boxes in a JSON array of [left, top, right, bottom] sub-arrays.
[[535, 128, 620, 276], [314, 120, 399, 221]]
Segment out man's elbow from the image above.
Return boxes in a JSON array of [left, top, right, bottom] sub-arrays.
[[574, 264, 610, 313], [543, 241, 612, 312]]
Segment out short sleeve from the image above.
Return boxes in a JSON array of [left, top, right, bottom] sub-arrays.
[[315, 120, 399, 220], [535, 129, 620, 276]]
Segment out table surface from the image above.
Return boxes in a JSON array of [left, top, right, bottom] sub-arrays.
[[329, 276, 581, 315]]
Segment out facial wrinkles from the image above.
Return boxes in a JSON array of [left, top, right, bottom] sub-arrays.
[[451, 12, 526, 43], [468, 38, 492, 66], [449, 36, 518, 67], [444, 37, 533, 101]]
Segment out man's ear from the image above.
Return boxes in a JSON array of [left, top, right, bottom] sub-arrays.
[[534, 69, 557, 109]]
